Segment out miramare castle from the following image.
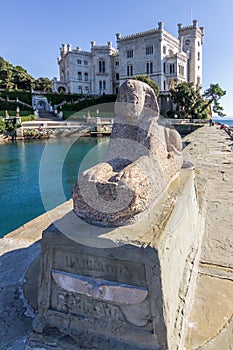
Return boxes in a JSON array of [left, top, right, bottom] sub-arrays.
[[52, 20, 204, 99]]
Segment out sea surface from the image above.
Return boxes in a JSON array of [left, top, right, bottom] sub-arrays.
[[213, 117, 233, 126], [0, 137, 109, 237]]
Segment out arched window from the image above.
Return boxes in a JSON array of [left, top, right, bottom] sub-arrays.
[[146, 62, 153, 74], [127, 64, 133, 76], [99, 60, 106, 73]]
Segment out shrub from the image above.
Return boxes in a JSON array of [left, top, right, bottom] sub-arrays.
[[21, 115, 36, 121]]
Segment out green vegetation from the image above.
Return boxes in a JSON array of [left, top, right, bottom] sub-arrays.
[[167, 82, 226, 120], [0, 110, 32, 117], [62, 94, 116, 112], [21, 115, 36, 121], [33, 77, 52, 92], [202, 83, 226, 117], [0, 117, 21, 139], [0, 56, 52, 92], [0, 57, 33, 90], [132, 75, 160, 97], [45, 92, 83, 106], [0, 118, 6, 134]]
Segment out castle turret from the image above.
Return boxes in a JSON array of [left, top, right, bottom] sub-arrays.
[[178, 20, 204, 89]]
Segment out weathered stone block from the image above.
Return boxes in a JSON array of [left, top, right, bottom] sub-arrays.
[[32, 169, 203, 350]]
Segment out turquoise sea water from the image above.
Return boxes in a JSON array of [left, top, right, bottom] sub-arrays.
[[213, 117, 233, 126], [0, 137, 109, 237]]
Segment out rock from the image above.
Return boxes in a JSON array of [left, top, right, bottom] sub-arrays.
[[73, 79, 183, 226]]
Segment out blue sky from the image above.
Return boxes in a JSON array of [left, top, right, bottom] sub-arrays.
[[1, 0, 232, 115]]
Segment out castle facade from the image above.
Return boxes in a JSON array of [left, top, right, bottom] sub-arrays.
[[52, 20, 204, 96]]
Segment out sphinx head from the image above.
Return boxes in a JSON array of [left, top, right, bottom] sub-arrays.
[[115, 79, 159, 124]]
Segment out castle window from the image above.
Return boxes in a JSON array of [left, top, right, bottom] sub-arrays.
[[126, 50, 133, 58], [84, 86, 89, 94], [115, 61, 119, 66], [197, 76, 201, 85], [78, 86, 82, 93], [169, 64, 175, 75], [116, 73, 119, 80], [164, 80, 166, 90], [198, 52, 200, 60], [127, 64, 133, 76], [99, 60, 106, 73], [78, 71, 82, 80], [168, 49, 173, 56], [163, 62, 166, 74], [84, 60, 88, 65], [178, 65, 184, 76], [103, 80, 106, 90], [99, 80, 102, 93], [146, 62, 153, 74], [77, 59, 82, 65], [146, 46, 153, 55], [163, 46, 166, 54], [84, 72, 88, 81]]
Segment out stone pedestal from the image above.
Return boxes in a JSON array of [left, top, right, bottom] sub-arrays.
[[30, 170, 203, 350]]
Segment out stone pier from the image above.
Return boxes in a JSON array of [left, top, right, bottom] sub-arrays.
[[183, 125, 233, 350], [0, 125, 232, 349]]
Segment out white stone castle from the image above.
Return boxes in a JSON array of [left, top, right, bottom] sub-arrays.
[[52, 20, 204, 97]]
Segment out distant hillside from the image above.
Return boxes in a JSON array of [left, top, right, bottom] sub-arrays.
[[0, 57, 52, 91]]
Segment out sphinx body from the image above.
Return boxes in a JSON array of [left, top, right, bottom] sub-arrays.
[[72, 79, 183, 226]]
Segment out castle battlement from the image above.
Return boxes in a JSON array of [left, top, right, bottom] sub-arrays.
[[116, 28, 160, 41]]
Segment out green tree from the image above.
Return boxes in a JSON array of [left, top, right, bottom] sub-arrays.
[[132, 75, 160, 97], [170, 82, 214, 120], [202, 83, 226, 116], [0, 119, 6, 134], [170, 82, 202, 118], [12, 68, 34, 90], [33, 77, 52, 92]]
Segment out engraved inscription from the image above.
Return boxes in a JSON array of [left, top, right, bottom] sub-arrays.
[[53, 250, 147, 287], [50, 281, 125, 331], [65, 255, 125, 275]]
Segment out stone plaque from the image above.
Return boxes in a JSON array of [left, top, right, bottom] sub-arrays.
[[53, 249, 147, 287]]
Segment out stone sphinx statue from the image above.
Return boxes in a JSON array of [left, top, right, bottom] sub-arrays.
[[72, 79, 183, 226]]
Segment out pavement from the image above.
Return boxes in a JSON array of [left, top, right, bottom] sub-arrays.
[[183, 125, 233, 350], [0, 125, 232, 349]]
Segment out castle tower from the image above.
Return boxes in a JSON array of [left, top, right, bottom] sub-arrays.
[[178, 20, 204, 89]]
